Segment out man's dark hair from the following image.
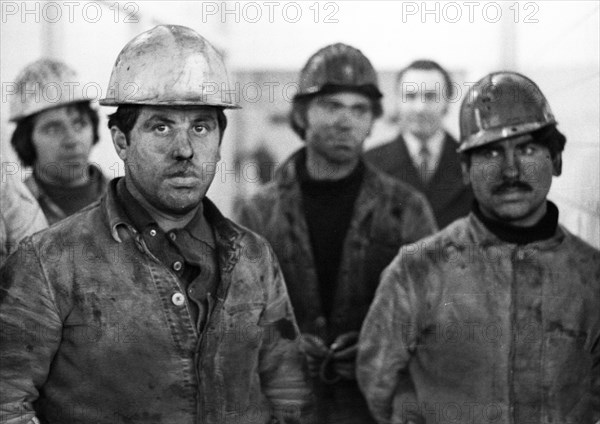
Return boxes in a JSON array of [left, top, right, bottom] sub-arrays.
[[290, 88, 383, 140], [460, 125, 567, 166], [11, 102, 100, 167], [396, 59, 454, 98], [107, 105, 228, 143]]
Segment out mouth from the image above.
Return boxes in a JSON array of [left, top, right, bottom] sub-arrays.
[[330, 134, 358, 146], [60, 155, 86, 162], [495, 189, 529, 200], [331, 141, 353, 149], [410, 115, 433, 125], [493, 182, 532, 195], [165, 171, 201, 187], [492, 184, 533, 202], [167, 176, 199, 185]]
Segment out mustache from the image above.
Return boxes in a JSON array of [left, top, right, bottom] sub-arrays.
[[164, 166, 200, 178], [493, 180, 533, 194]]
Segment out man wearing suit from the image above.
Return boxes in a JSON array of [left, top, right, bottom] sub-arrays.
[[365, 59, 473, 228]]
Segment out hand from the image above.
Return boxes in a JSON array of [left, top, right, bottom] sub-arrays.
[[300, 333, 329, 378], [331, 331, 359, 380], [331, 331, 358, 359]]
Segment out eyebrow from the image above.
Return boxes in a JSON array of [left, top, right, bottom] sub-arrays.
[[319, 97, 341, 103], [512, 137, 536, 148], [190, 114, 217, 122], [143, 114, 176, 125], [144, 113, 216, 123], [319, 97, 370, 106], [39, 120, 62, 129]]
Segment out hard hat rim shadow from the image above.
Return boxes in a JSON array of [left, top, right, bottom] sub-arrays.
[[9, 58, 92, 122], [458, 71, 557, 153], [99, 24, 241, 109]]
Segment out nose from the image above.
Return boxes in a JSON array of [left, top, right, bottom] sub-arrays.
[[501, 148, 520, 179], [171, 130, 194, 160], [61, 124, 79, 149], [334, 107, 353, 128], [413, 98, 427, 112]]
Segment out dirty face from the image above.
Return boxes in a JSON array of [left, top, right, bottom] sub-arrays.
[[112, 106, 221, 216], [303, 92, 374, 172], [397, 69, 449, 141], [31, 105, 94, 186], [463, 134, 560, 227]]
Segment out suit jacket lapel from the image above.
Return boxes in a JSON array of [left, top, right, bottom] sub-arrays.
[[395, 135, 425, 192], [425, 133, 465, 208]]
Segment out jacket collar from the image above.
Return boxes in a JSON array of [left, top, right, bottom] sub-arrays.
[[467, 210, 565, 251], [104, 177, 243, 276], [27, 163, 106, 198], [26, 163, 107, 222], [275, 148, 383, 196], [273, 147, 384, 234]]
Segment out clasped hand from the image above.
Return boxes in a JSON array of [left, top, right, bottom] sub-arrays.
[[300, 331, 359, 384]]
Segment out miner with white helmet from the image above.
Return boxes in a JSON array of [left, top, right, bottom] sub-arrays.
[[0, 25, 313, 424], [8, 58, 108, 225], [236, 43, 436, 424], [358, 71, 600, 424]]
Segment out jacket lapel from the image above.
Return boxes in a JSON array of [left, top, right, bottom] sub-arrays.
[[395, 135, 425, 192], [424, 134, 466, 209]]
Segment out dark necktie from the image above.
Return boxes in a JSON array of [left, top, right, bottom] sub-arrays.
[[418, 142, 432, 184]]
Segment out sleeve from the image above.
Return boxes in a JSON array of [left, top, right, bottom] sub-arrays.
[[0, 177, 48, 267], [357, 251, 422, 424], [257, 243, 315, 424], [0, 240, 62, 424], [402, 192, 438, 244], [0, 212, 7, 267], [592, 326, 600, 423]]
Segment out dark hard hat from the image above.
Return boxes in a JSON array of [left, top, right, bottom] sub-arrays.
[[459, 71, 556, 152], [295, 43, 383, 100]]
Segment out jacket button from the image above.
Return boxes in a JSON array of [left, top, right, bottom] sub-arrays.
[[171, 292, 185, 306], [169, 232, 177, 241], [149, 229, 157, 237], [173, 261, 183, 271]]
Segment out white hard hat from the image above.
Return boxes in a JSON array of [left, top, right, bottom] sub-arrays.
[[9, 58, 89, 122], [99, 25, 239, 108]]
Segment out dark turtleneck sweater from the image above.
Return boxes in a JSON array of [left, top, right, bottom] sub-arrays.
[[473, 200, 559, 245], [295, 152, 365, 319]]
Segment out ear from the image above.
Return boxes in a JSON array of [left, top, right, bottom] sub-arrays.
[[291, 108, 307, 139], [460, 161, 471, 185], [110, 126, 128, 161], [552, 152, 562, 176]]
